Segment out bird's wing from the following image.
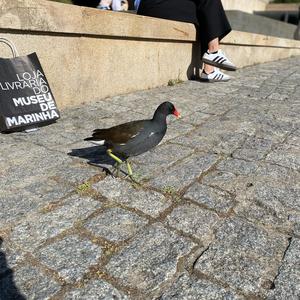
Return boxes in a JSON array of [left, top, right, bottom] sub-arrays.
[[91, 120, 146, 144]]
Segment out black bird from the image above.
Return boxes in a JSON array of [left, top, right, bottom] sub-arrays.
[[84, 101, 181, 178]]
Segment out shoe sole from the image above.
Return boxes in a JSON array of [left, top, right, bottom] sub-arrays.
[[199, 78, 230, 83], [202, 58, 237, 71]]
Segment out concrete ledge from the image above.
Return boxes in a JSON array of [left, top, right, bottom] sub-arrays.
[[222, 0, 268, 14], [0, 0, 300, 108], [266, 3, 299, 12], [0, 0, 196, 41], [227, 10, 297, 40]]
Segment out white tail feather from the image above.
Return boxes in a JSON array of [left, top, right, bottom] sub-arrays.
[[89, 140, 105, 146]]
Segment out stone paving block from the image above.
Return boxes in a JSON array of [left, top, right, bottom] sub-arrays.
[[84, 207, 148, 242], [35, 235, 102, 283], [217, 158, 259, 175], [286, 132, 300, 147], [131, 143, 194, 179], [3, 147, 74, 185], [148, 153, 219, 192], [165, 203, 219, 242], [266, 144, 300, 170], [254, 122, 292, 143], [0, 190, 43, 228], [106, 223, 195, 292], [12, 123, 83, 148], [96, 93, 142, 109], [216, 218, 287, 257], [64, 279, 129, 299], [198, 117, 241, 137], [194, 217, 288, 295], [289, 214, 300, 235], [181, 111, 212, 126], [159, 273, 242, 300], [88, 102, 132, 119], [60, 102, 133, 133], [255, 162, 300, 184], [163, 120, 195, 142], [233, 137, 273, 161], [221, 104, 262, 124], [10, 195, 101, 252], [246, 182, 300, 213], [93, 177, 172, 218], [197, 249, 273, 295], [234, 200, 292, 232], [170, 132, 216, 153], [267, 92, 290, 101], [165, 101, 200, 119], [48, 163, 101, 186], [0, 141, 44, 168], [106, 95, 165, 116], [201, 170, 248, 194], [212, 133, 246, 155], [21, 177, 74, 202], [268, 238, 300, 300], [0, 177, 75, 228], [226, 106, 297, 143], [0, 265, 60, 300], [198, 101, 231, 115], [184, 183, 235, 213], [263, 104, 299, 126]]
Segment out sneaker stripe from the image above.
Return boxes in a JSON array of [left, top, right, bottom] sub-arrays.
[[217, 57, 226, 63], [213, 56, 220, 62], [219, 58, 227, 64]]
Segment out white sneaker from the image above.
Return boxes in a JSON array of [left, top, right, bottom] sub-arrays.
[[200, 68, 230, 82], [202, 50, 236, 71]]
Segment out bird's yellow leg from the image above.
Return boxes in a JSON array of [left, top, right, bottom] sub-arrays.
[[126, 160, 133, 177], [126, 160, 142, 184], [107, 149, 123, 176], [107, 149, 123, 164], [107, 150, 135, 179]]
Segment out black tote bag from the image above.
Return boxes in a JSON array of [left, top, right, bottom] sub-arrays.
[[0, 38, 60, 132]]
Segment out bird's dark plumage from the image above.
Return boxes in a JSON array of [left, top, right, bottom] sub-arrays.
[[84, 101, 180, 160]]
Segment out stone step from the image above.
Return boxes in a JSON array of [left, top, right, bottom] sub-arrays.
[[227, 10, 297, 40]]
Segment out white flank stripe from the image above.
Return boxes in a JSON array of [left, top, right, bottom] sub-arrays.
[[90, 140, 105, 145]]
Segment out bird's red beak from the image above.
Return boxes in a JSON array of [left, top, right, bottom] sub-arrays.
[[173, 108, 181, 119]]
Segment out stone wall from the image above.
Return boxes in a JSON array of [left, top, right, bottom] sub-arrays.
[[0, 0, 299, 108]]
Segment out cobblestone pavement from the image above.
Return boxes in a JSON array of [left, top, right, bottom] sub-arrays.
[[1, 57, 300, 300]]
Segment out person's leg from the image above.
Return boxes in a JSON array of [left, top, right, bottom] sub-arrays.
[[197, 0, 231, 53], [197, 0, 236, 73], [203, 37, 218, 73]]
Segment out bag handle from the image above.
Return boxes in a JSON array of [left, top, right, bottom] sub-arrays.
[[0, 37, 19, 58]]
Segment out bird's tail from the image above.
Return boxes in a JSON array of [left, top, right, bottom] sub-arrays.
[[84, 136, 96, 141], [84, 128, 109, 142]]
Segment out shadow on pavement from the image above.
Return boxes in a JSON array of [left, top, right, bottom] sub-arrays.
[[0, 238, 25, 300], [187, 40, 202, 80], [68, 145, 116, 174]]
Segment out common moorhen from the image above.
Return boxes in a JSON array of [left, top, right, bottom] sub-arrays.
[[84, 101, 180, 178]]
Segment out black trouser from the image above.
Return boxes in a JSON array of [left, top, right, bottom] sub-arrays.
[[138, 0, 231, 54]]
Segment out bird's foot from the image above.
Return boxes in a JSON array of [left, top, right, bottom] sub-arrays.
[[111, 162, 122, 178], [125, 172, 142, 185]]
